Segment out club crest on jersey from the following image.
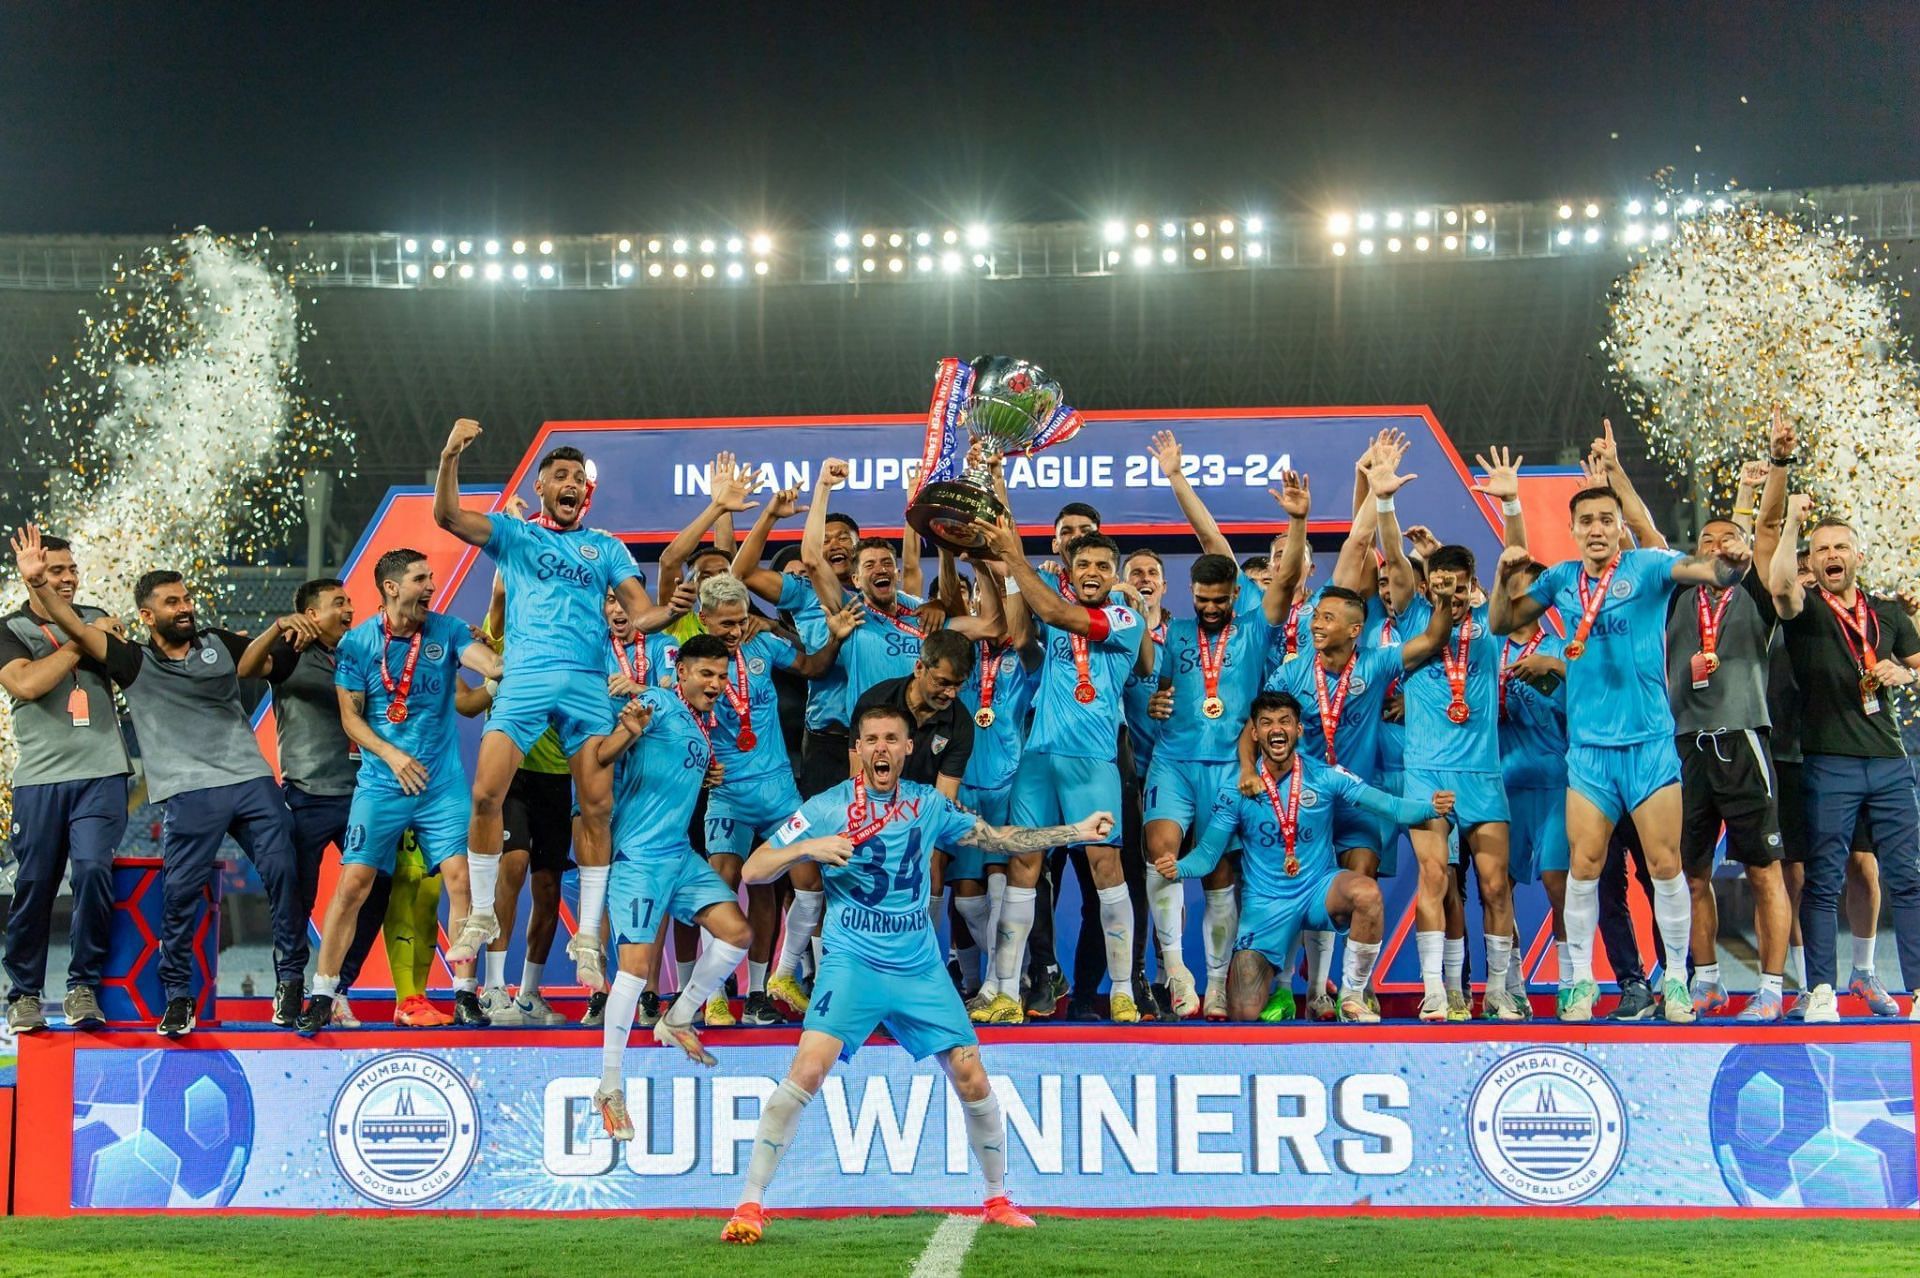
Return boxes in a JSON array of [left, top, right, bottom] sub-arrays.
[[747, 657, 766, 676], [1108, 605, 1138, 627], [199, 647, 217, 664], [778, 812, 810, 840], [932, 734, 950, 754], [424, 643, 445, 661], [1348, 676, 1369, 695], [579, 543, 600, 561], [1299, 788, 1320, 809], [1609, 577, 1633, 599]]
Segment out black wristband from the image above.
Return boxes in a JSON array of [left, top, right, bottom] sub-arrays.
[[1770, 455, 1796, 466]]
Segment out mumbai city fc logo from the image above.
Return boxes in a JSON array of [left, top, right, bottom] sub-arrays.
[[1299, 788, 1320, 809], [1469, 1047, 1626, 1205], [1610, 577, 1633, 599], [200, 647, 218, 664], [579, 543, 600, 560], [424, 643, 445, 661], [330, 1052, 480, 1207]]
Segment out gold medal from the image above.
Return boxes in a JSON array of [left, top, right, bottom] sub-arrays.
[[1862, 671, 1879, 695], [975, 706, 996, 728], [1201, 696, 1225, 719], [1564, 640, 1585, 660], [1702, 651, 1720, 673]]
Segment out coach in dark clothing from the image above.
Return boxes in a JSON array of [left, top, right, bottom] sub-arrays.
[[851, 629, 975, 796]]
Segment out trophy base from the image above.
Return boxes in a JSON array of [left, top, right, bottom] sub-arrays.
[[906, 481, 1008, 554]]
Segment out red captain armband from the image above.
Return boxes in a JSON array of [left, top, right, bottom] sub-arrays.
[[1082, 605, 1112, 643]]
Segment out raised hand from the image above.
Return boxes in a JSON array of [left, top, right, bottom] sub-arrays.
[[1771, 405, 1796, 460], [1404, 524, 1442, 559], [972, 515, 1022, 562], [1578, 452, 1609, 489], [1785, 493, 1813, 524], [503, 494, 530, 520], [826, 596, 867, 640], [1271, 468, 1311, 519], [1738, 458, 1771, 489], [710, 453, 761, 514], [1148, 430, 1184, 478], [11, 523, 47, 587], [617, 698, 654, 737], [443, 418, 482, 457], [1471, 446, 1523, 502], [666, 579, 698, 616], [766, 485, 807, 521], [1365, 448, 1415, 498], [818, 458, 850, 491], [1591, 419, 1620, 470]]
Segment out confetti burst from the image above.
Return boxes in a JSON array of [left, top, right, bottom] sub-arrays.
[[1604, 194, 1920, 589], [0, 229, 354, 837]]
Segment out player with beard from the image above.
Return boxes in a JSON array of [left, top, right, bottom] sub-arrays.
[[0, 533, 131, 1034], [1158, 691, 1449, 1023], [973, 515, 1146, 1023], [296, 548, 502, 1032], [433, 421, 674, 997], [721, 702, 1112, 1244], [17, 527, 317, 1036], [1492, 474, 1753, 1023], [1769, 497, 1920, 1022]]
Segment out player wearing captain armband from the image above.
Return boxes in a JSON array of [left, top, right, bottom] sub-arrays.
[[720, 702, 1114, 1245], [1156, 690, 1450, 1023]]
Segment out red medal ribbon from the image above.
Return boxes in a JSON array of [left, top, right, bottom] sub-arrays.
[[1381, 612, 1404, 700], [1817, 588, 1881, 677], [1570, 552, 1623, 656], [1150, 618, 1168, 645], [867, 600, 924, 639], [1070, 630, 1097, 703], [977, 640, 1004, 708], [724, 649, 755, 748], [1256, 754, 1305, 876], [611, 634, 648, 685], [676, 684, 716, 763], [1284, 602, 1305, 658], [1312, 650, 1356, 766], [1500, 631, 1545, 719], [1196, 622, 1235, 706], [1696, 585, 1736, 664], [1442, 616, 1473, 723], [379, 616, 424, 722], [845, 776, 901, 845]]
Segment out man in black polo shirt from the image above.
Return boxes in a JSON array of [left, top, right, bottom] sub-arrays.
[[850, 630, 976, 800], [0, 533, 131, 1033], [1769, 498, 1920, 1022]]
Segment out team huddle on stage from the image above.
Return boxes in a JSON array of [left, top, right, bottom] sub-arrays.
[[8, 407, 1920, 1236]]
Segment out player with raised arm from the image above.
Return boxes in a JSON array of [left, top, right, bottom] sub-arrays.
[[1490, 470, 1753, 1023], [295, 548, 502, 1032], [1157, 690, 1449, 1022], [720, 702, 1113, 1244], [432, 419, 673, 996]]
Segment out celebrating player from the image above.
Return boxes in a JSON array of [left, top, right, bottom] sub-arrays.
[[720, 702, 1113, 1244]]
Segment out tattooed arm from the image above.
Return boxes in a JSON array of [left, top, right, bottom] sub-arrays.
[[955, 811, 1115, 856]]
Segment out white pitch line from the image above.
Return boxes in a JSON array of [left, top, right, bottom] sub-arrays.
[[909, 1212, 982, 1278]]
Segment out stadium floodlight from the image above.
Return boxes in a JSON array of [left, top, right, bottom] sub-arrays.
[[916, 256, 933, 271], [972, 253, 988, 268], [1584, 202, 1600, 218], [1386, 237, 1402, 253], [1557, 204, 1573, 219], [726, 261, 744, 279], [1356, 212, 1376, 230], [1218, 218, 1234, 234], [1681, 197, 1702, 215], [1103, 220, 1126, 243], [1246, 216, 1264, 233], [1654, 199, 1670, 215], [1191, 220, 1207, 235], [752, 234, 774, 255], [620, 262, 636, 278], [647, 262, 662, 277], [1710, 197, 1730, 212], [483, 262, 503, 281], [887, 232, 903, 248], [698, 238, 716, 254], [1443, 234, 1459, 250], [1652, 224, 1671, 241], [458, 263, 475, 279], [754, 259, 769, 275], [1556, 228, 1573, 245], [1471, 209, 1487, 224], [862, 257, 877, 272], [513, 239, 529, 255], [1132, 245, 1153, 266], [672, 237, 689, 253], [541, 263, 557, 279], [1161, 246, 1177, 263], [1192, 246, 1207, 260], [1414, 210, 1431, 227], [538, 239, 555, 255], [1161, 221, 1178, 237], [1246, 242, 1263, 258], [1326, 213, 1352, 236], [727, 237, 743, 253], [1623, 223, 1645, 243], [699, 262, 715, 278], [458, 239, 473, 254], [834, 256, 851, 273], [1134, 222, 1150, 238], [942, 251, 962, 273], [618, 238, 632, 252], [403, 238, 418, 252], [1106, 249, 1121, 265], [1386, 211, 1404, 229], [834, 231, 852, 248], [1470, 233, 1487, 249], [915, 231, 931, 247], [511, 263, 528, 280], [943, 228, 959, 244], [1444, 210, 1459, 226], [861, 232, 877, 247], [486, 239, 502, 255], [404, 263, 420, 279], [1626, 200, 1643, 216], [673, 262, 688, 278], [431, 263, 447, 278], [965, 224, 990, 247], [1582, 226, 1600, 244], [1358, 239, 1374, 255], [1331, 241, 1348, 258], [1220, 244, 1235, 260], [431, 238, 447, 253], [647, 239, 662, 253], [1414, 236, 1430, 251], [887, 257, 904, 272]]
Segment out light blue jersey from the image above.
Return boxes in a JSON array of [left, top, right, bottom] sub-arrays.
[[604, 632, 681, 717], [1527, 548, 1685, 747], [1025, 601, 1144, 761], [1499, 631, 1569, 790], [1399, 597, 1501, 773], [771, 778, 978, 972], [1367, 598, 1408, 776], [611, 688, 714, 857], [1266, 642, 1404, 780], [334, 611, 472, 792], [836, 604, 932, 707], [1265, 593, 1319, 669], [484, 513, 639, 675], [780, 574, 922, 731], [1156, 603, 1273, 763], [709, 632, 799, 786], [1123, 663, 1164, 771], [959, 641, 1036, 793], [1179, 755, 1433, 898]]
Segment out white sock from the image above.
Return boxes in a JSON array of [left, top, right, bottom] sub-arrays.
[[1486, 933, 1513, 986], [1342, 940, 1381, 994], [1788, 944, 1806, 988], [454, 974, 477, 992], [809, 934, 823, 975], [577, 865, 610, 940], [1555, 941, 1571, 987], [1096, 885, 1134, 998], [954, 894, 992, 992], [1564, 877, 1600, 983], [312, 973, 339, 998], [1760, 972, 1784, 997], [985, 875, 1006, 973], [775, 890, 824, 978], [1650, 874, 1691, 982], [928, 893, 942, 941], [987, 887, 1036, 998], [1203, 887, 1238, 986], [1505, 927, 1528, 994], [519, 958, 544, 995], [485, 949, 507, 991], [1417, 930, 1445, 997], [748, 960, 768, 995], [601, 970, 646, 1091], [965, 1095, 1008, 1200], [1303, 930, 1334, 996], [1443, 936, 1466, 994], [1147, 866, 1185, 967], [744, 1079, 812, 1204], [1697, 962, 1722, 985], [467, 851, 501, 916], [668, 938, 747, 1027], [1852, 932, 1876, 974]]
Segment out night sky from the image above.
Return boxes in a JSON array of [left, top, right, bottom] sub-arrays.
[[2, 1, 1916, 235]]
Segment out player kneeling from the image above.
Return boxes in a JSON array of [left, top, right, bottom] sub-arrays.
[[719, 703, 1112, 1243], [592, 636, 752, 1139], [1158, 691, 1452, 1023]]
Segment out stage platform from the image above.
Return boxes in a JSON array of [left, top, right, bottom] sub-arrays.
[[9, 1016, 1919, 1217]]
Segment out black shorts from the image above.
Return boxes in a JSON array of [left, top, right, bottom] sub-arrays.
[[1774, 758, 1807, 863], [799, 725, 851, 798], [1679, 731, 1782, 874], [503, 769, 574, 874]]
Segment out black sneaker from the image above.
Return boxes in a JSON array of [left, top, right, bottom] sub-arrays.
[[581, 990, 609, 1027], [742, 991, 779, 1026], [1066, 995, 1101, 1022], [1025, 971, 1062, 1019], [1609, 978, 1657, 1021], [454, 989, 492, 1026], [296, 995, 333, 1039], [636, 990, 661, 1028], [157, 996, 196, 1038], [947, 956, 967, 992], [272, 980, 303, 1027], [1139, 982, 1169, 1023]]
